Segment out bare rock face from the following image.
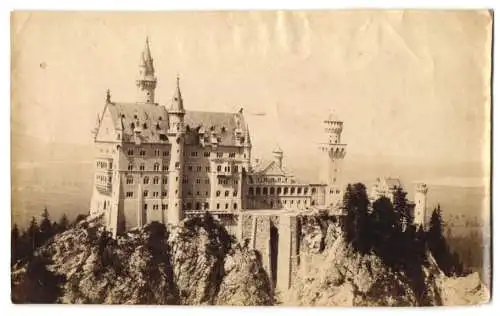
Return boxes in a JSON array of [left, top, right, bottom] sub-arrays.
[[216, 246, 273, 306], [11, 216, 273, 306], [284, 215, 490, 307]]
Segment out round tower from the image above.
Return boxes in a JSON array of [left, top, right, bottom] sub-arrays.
[[318, 110, 347, 207], [166, 75, 186, 225], [414, 183, 428, 229], [272, 144, 284, 169], [136, 37, 157, 104]]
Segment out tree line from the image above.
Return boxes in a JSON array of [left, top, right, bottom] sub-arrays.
[[11, 208, 88, 266], [341, 183, 465, 277]]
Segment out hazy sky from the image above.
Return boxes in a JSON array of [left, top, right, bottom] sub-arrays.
[[12, 11, 491, 168]]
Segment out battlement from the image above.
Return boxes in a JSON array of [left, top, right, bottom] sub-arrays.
[[415, 183, 428, 193]]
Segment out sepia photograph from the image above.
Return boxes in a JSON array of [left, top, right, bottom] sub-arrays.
[[10, 10, 492, 306]]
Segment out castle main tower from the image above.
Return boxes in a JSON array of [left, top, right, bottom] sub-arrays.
[[136, 37, 157, 104], [414, 183, 428, 229], [166, 75, 186, 225], [318, 110, 347, 208]]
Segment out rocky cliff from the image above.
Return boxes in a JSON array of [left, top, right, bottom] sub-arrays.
[[281, 216, 490, 307], [11, 215, 273, 305]]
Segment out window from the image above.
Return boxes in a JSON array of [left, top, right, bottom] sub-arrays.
[[297, 187, 302, 194], [205, 191, 209, 196], [143, 190, 148, 197], [229, 152, 236, 158], [191, 151, 198, 157], [216, 191, 221, 197], [127, 149, 134, 156], [188, 166, 193, 171], [256, 187, 261, 195], [196, 191, 200, 196], [284, 187, 289, 194], [217, 165, 222, 172], [270, 187, 275, 195], [304, 188, 308, 194], [263, 187, 268, 195], [249, 187, 254, 195], [188, 191, 192, 196], [163, 151, 169, 156], [140, 164, 145, 171], [162, 178, 168, 184], [204, 152, 210, 157], [218, 178, 223, 185], [153, 192, 159, 197], [216, 203, 220, 210], [140, 150, 146, 156], [233, 191, 238, 197], [162, 165, 168, 171], [153, 204, 159, 210], [197, 166, 202, 172], [225, 203, 229, 209], [195, 202, 201, 210], [196, 178, 201, 184], [225, 190, 229, 197], [126, 192, 133, 198], [182, 178, 188, 184], [162, 204, 167, 210], [154, 149, 160, 156], [144, 203, 148, 210], [205, 179, 210, 184], [205, 166, 210, 172], [143, 177, 149, 184], [204, 202, 209, 209], [291, 187, 295, 194], [186, 202, 192, 209], [154, 163, 160, 171], [126, 177, 133, 184], [128, 164, 133, 171], [312, 188, 316, 194], [175, 162, 180, 169], [233, 203, 238, 209], [232, 166, 238, 173], [217, 152, 223, 158], [162, 191, 167, 197]]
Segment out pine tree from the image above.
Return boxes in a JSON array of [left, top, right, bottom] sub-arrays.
[[39, 207, 53, 245], [11, 224, 20, 265], [26, 217, 39, 258], [58, 213, 69, 232], [370, 197, 397, 263], [393, 187, 413, 231]]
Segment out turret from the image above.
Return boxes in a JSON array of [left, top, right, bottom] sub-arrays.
[[414, 183, 428, 229], [272, 144, 284, 169], [318, 109, 347, 207], [166, 75, 186, 225], [136, 37, 157, 104]]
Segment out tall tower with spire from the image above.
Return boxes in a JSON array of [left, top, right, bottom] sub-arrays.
[[318, 110, 347, 208], [136, 37, 157, 104], [166, 75, 186, 225]]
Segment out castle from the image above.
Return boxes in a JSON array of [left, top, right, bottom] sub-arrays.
[[89, 38, 428, 239]]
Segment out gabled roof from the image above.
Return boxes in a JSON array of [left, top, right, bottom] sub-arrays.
[[102, 102, 247, 146]]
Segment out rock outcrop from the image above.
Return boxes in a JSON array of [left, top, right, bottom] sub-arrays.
[[11, 215, 273, 305], [282, 216, 490, 307]]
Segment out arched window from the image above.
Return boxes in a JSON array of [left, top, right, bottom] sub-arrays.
[[270, 187, 275, 195], [153, 163, 160, 171], [284, 187, 289, 194], [290, 187, 295, 194], [277, 187, 282, 195], [297, 187, 302, 194], [216, 190, 221, 197], [153, 176, 159, 184], [196, 202, 201, 210], [143, 176, 149, 184], [126, 176, 133, 184], [263, 187, 268, 195], [225, 190, 229, 197], [233, 203, 238, 209]]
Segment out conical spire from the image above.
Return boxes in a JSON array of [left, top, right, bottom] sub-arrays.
[[169, 74, 185, 114], [140, 37, 155, 77]]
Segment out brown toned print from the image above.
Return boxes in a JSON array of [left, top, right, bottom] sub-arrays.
[[11, 10, 491, 306]]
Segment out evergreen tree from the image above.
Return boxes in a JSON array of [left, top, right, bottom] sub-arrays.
[[393, 187, 413, 230], [58, 213, 69, 232], [370, 196, 398, 264], [342, 183, 371, 253], [39, 207, 53, 245], [11, 224, 20, 265], [26, 217, 39, 258]]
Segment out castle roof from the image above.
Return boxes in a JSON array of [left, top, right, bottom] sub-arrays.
[[104, 102, 247, 146], [375, 177, 402, 190]]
